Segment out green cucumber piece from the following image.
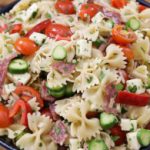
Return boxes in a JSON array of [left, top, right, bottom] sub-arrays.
[[65, 83, 74, 97], [115, 83, 124, 91], [88, 139, 108, 150], [137, 129, 150, 147], [100, 112, 118, 130], [106, 20, 114, 28], [46, 83, 65, 92], [48, 88, 65, 98], [52, 45, 67, 60], [126, 18, 141, 31], [8, 59, 28, 74]]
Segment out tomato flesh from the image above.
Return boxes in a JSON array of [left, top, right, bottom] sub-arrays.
[[115, 91, 150, 106], [15, 37, 38, 55], [45, 23, 72, 39], [122, 46, 134, 61], [112, 25, 137, 45], [10, 24, 22, 34], [79, 3, 101, 21], [55, 0, 76, 14], [111, 0, 128, 9], [0, 104, 12, 128]]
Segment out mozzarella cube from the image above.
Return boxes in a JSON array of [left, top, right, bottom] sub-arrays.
[[121, 119, 137, 131], [69, 138, 81, 150], [126, 79, 145, 94], [76, 39, 92, 58], [29, 32, 47, 45], [127, 132, 141, 150], [7, 73, 31, 85], [92, 12, 104, 24]]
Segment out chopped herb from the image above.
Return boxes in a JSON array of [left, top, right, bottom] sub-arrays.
[[111, 136, 120, 142], [93, 39, 104, 48], [128, 85, 137, 93], [30, 10, 38, 20], [69, 16, 74, 22], [45, 13, 52, 19], [39, 142, 43, 147], [130, 123, 134, 131], [115, 83, 124, 91], [86, 76, 93, 83], [55, 127, 61, 134], [121, 107, 127, 114], [99, 71, 105, 82]]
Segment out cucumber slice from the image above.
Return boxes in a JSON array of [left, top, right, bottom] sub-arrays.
[[48, 88, 65, 98], [100, 112, 118, 130], [126, 18, 141, 31], [88, 139, 108, 150], [46, 83, 65, 92], [8, 59, 28, 74], [52, 45, 67, 60], [137, 129, 150, 147], [65, 83, 74, 97]]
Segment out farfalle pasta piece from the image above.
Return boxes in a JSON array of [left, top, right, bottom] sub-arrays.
[[55, 96, 81, 118], [16, 113, 57, 150], [64, 100, 101, 141], [28, 97, 40, 112], [131, 36, 150, 62], [0, 124, 25, 139], [83, 67, 120, 110], [120, 1, 139, 22], [73, 70, 99, 93], [101, 44, 127, 69], [47, 68, 73, 88], [131, 65, 149, 83]]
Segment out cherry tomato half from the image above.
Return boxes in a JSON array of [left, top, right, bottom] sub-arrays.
[[10, 24, 22, 34], [122, 46, 134, 61], [15, 37, 38, 55], [0, 103, 12, 128], [111, 0, 128, 9], [78, 3, 101, 21], [112, 25, 137, 45], [45, 23, 72, 40], [55, 0, 76, 14], [138, 4, 147, 12]]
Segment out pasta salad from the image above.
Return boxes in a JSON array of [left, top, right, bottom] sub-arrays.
[[0, 0, 150, 149]]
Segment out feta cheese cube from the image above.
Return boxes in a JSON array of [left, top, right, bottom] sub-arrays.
[[69, 138, 81, 150], [126, 79, 145, 94], [4, 83, 16, 95], [29, 32, 47, 45], [127, 132, 141, 150], [92, 12, 104, 24], [7, 73, 31, 85], [76, 39, 92, 58], [121, 119, 137, 131]]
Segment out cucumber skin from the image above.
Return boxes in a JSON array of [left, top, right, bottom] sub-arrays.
[[65, 83, 74, 97], [137, 129, 150, 147], [88, 139, 108, 150], [100, 113, 118, 130], [8, 59, 28, 74], [126, 18, 140, 31], [46, 83, 65, 92], [48, 88, 65, 98]]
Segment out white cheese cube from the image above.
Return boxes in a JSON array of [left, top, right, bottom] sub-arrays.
[[121, 119, 137, 131], [76, 39, 92, 58], [7, 73, 31, 85], [127, 132, 141, 150], [69, 138, 81, 150], [92, 12, 104, 24], [29, 32, 47, 45], [126, 79, 145, 94]]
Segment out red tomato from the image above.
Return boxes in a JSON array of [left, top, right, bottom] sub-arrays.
[[0, 104, 12, 128], [15, 37, 38, 55], [122, 46, 134, 61], [112, 25, 137, 45], [14, 86, 44, 108], [115, 91, 150, 106], [110, 125, 126, 146], [78, 3, 101, 21], [45, 23, 72, 39], [111, 0, 128, 9], [10, 24, 22, 34], [25, 19, 51, 37], [9, 100, 32, 126], [86, 111, 100, 119], [145, 122, 150, 130], [55, 0, 76, 14], [138, 4, 147, 12], [0, 22, 7, 33]]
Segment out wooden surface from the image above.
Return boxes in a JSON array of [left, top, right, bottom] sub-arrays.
[[0, 146, 5, 150], [0, 0, 15, 7]]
